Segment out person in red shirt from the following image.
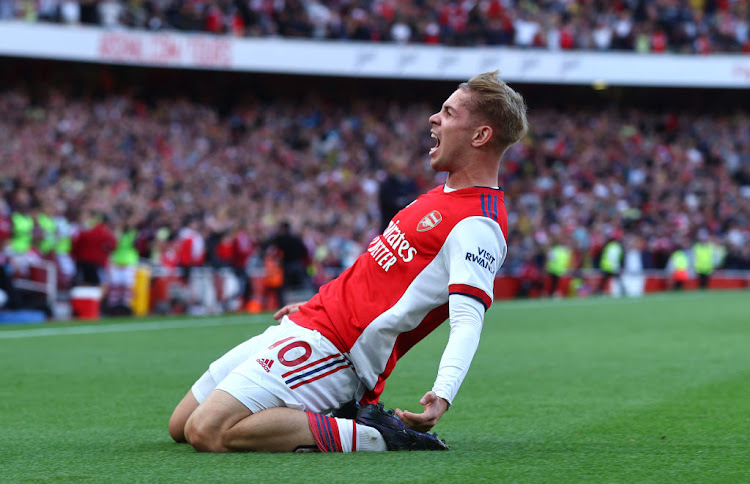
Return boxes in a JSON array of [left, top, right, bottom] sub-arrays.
[[0, 200, 11, 244], [516, 253, 543, 298], [231, 226, 256, 306], [176, 217, 205, 283], [72, 213, 116, 286], [168, 71, 528, 454]]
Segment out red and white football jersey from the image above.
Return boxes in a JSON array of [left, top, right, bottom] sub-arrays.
[[290, 185, 508, 402]]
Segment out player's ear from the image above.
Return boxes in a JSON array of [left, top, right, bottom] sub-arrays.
[[471, 125, 493, 148]]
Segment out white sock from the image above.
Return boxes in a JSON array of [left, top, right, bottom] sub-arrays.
[[333, 418, 387, 452], [356, 423, 388, 452]]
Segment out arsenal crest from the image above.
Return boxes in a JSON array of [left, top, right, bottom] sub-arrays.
[[417, 210, 442, 231]]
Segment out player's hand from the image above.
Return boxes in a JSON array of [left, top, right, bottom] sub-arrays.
[[395, 391, 449, 433], [272, 302, 307, 320]]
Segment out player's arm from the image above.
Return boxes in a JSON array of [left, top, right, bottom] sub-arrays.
[[396, 294, 484, 432], [396, 217, 506, 432]]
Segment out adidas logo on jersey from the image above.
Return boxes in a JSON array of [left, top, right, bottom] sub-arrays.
[[256, 358, 274, 373]]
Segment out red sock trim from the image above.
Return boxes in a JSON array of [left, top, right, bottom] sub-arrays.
[[306, 412, 343, 453], [351, 420, 357, 452]]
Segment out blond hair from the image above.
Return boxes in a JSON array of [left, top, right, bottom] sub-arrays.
[[459, 71, 528, 151]]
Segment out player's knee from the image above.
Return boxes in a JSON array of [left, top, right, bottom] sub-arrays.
[[168, 415, 187, 443], [184, 418, 228, 453], [169, 392, 201, 444]]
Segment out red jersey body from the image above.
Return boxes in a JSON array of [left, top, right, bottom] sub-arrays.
[[73, 223, 116, 267], [291, 185, 508, 403]]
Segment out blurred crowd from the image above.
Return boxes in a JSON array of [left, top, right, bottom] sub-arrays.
[[500, 105, 750, 274], [4, 0, 749, 54], [0, 79, 749, 311]]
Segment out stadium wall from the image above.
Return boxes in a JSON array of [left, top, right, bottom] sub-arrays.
[[2, 21, 750, 88], [492, 271, 750, 300]]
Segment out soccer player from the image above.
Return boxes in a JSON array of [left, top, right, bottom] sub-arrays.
[[168, 71, 528, 453]]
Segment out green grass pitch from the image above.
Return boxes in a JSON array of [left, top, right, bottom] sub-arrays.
[[2, 290, 749, 483]]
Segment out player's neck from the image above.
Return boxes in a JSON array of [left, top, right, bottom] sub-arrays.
[[445, 163, 500, 190]]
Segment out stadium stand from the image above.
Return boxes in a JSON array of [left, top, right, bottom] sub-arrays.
[[0, 1, 748, 318], [7, 0, 750, 53], [1, 62, 748, 315]]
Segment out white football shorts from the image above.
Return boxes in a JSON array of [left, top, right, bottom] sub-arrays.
[[191, 316, 364, 414]]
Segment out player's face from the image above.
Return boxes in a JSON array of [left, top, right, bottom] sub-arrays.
[[428, 89, 478, 172]]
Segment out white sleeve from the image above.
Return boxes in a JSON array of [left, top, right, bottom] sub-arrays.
[[431, 293, 485, 405], [443, 216, 507, 309]]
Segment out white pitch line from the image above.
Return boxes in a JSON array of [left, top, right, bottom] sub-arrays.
[[0, 314, 272, 339]]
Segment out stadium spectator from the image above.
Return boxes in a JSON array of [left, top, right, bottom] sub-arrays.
[[545, 236, 573, 297], [9, 202, 35, 261], [0, 239, 19, 309], [596, 232, 625, 296], [515, 253, 544, 298], [176, 216, 205, 283], [378, 156, 419, 232], [617, 233, 646, 297], [106, 222, 139, 314], [228, 223, 256, 307], [666, 242, 690, 290], [264, 221, 311, 307], [692, 230, 718, 290], [13, 0, 750, 54], [49, 199, 76, 289], [167, 71, 527, 454], [72, 213, 116, 286], [261, 245, 284, 310]]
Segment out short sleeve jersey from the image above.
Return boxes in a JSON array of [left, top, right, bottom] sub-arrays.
[[290, 185, 508, 402]]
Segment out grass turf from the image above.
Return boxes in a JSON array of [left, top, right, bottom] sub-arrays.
[[1, 290, 749, 483]]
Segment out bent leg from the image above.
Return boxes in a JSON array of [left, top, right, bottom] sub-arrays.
[[184, 389, 316, 453], [168, 390, 200, 443], [168, 325, 283, 442], [168, 366, 221, 443], [224, 407, 316, 452]]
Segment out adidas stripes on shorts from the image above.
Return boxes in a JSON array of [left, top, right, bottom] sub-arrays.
[[191, 316, 364, 414]]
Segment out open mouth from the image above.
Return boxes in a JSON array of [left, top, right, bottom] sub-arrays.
[[430, 132, 440, 155]]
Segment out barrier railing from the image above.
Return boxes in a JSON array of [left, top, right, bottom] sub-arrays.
[[7, 257, 747, 320], [493, 269, 750, 300], [9, 258, 57, 309]]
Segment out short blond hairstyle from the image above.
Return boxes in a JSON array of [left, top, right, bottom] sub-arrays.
[[459, 71, 528, 151]]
